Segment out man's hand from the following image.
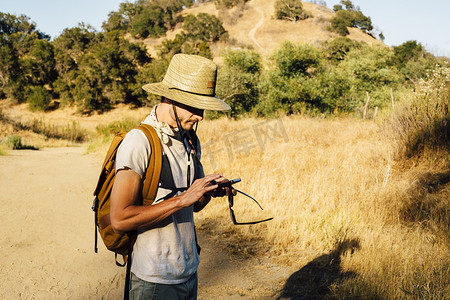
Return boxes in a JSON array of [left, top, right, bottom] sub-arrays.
[[206, 177, 237, 198], [180, 174, 224, 207]]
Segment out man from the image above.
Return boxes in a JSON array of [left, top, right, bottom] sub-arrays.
[[110, 54, 232, 299]]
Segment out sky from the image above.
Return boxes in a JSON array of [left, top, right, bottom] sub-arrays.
[[1, 0, 449, 57]]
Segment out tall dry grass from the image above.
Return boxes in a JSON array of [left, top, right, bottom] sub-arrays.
[[386, 65, 450, 169], [194, 113, 449, 298]]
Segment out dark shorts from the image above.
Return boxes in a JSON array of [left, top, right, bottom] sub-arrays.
[[129, 272, 198, 300]]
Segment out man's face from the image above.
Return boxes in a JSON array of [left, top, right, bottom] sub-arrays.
[[170, 101, 204, 131]]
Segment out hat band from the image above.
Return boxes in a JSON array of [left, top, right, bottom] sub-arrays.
[[168, 87, 215, 98]]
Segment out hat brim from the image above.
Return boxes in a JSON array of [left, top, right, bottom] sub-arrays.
[[143, 82, 231, 111]]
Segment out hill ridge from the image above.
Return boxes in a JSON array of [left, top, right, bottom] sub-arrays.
[[140, 0, 383, 59]]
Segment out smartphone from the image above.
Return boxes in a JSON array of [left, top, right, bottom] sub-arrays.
[[213, 178, 241, 188]]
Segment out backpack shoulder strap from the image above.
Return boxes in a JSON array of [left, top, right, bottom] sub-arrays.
[[136, 124, 162, 206], [93, 132, 127, 197]]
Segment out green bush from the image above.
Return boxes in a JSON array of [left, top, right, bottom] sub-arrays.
[[334, 44, 403, 110], [213, 49, 262, 118], [27, 86, 51, 111], [223, 48, 261, 73], [0, 144, 7, 155], [393, 41, 438, 84], [5, 134, 38, 150], [271, 42, 322, 77], [323, 37, 363, 62], [6, 135, 23, 149]]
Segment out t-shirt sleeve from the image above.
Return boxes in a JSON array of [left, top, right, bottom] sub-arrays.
[[115, 129, 152, 178]]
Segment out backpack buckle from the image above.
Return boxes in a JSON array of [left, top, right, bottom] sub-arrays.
[[92, 196, 99, 212]]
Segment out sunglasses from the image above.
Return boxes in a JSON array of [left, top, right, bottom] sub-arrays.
[[219, 179, 274, 225]]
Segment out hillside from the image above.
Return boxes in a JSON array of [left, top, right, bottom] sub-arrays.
[[139, 0, 384, 60]]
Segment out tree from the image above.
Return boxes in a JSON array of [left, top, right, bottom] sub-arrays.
[[329, 0, 373, 36], [182, 13, 228, 42], [102, 2, 140, 33], [158, 12, 227, 59], [275, 0, 311, 24], [130, 4, 166, 38], [102, 0, 192, 38], [341, 0, 354, 10], [52, 24, 151, 111], [0, 12, 49, 39], [22, 38, 57, 87], [0, 13, 53, 103], [52, 24, 97, 106], [330, 10, 351, 35]]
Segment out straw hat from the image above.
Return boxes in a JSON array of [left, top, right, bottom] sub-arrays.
[[142, 54, 231, 111]]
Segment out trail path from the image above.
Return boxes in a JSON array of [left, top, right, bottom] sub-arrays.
[[0, 147, 291, 299], [248, 5, 267, 53]]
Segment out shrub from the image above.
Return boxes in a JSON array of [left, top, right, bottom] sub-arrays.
[[223, 48, 261, 74], [323, 37, 363, 62], [335, 44, 403, 110], [0, 144, 7, 155], [271, 42, 322, 77], [393, 41, 438, 84], [5, 133, 38, 150], [27, 86, 51, 111], [6, 134, 23, 149], [214, 49, 262, 118]]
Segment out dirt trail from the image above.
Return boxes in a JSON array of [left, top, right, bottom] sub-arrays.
[[0, 147, 291, 299], [248, 5, 267, 53]]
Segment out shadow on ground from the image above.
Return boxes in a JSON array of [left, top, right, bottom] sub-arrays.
[[277, 239, 360, 300]]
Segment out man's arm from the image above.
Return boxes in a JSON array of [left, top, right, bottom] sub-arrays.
[[193, 194, 211, 212], [110, 169, 222, 234]]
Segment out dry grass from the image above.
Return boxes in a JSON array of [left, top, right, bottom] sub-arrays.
[[385, 65, 450, 169], [194, 115, 449, 299]]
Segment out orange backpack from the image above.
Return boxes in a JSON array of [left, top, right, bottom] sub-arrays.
[[92, 124, 162, 264]]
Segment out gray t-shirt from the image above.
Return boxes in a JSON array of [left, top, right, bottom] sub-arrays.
[[115, 114, 203, 284]]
